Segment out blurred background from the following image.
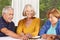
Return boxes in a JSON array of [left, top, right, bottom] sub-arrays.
[[0, 0, 39, 26], [40, 0, 60, 26], [0, 0, 12, 16], [0, 0, 60, 27]]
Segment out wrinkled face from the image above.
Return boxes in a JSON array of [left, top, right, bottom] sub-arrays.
[[25, 6, 34, 18], [48, 14, 58, 25], [3, 9, 14, 22]]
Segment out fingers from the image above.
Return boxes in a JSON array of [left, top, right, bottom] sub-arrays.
[[42, 34, 47, 39], [25, 34, 32, 38], [42, 34, 55, 39], [21, 35, 28, 40]]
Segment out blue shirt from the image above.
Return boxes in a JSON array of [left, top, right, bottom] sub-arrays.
[[39, 19, 60, 36], [47, 24, 57, 35], [0, 17, 15, 37]]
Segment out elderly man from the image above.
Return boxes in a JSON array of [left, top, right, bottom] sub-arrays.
[[0, 6, 21, 39]]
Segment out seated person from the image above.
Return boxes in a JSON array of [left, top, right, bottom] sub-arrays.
[[0, 6, 21, 39], [16, 4, 40, 39], [39, 8, 60, 40]]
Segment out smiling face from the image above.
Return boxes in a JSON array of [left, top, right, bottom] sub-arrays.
[[23, 4, 35, 18], [48, 14, 58, 25], [3, 9, 14, 22], [25, 6, 35, 18]]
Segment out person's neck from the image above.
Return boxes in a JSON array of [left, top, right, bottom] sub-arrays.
[[26, 17, 33, 21], [52, 24, 56, 27], [52, 23, 57, 27], [27, 18, 31, 20]]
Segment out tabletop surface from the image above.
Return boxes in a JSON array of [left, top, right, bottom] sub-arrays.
[[0, 36, 46, 40], [0, 37, 20, 40]]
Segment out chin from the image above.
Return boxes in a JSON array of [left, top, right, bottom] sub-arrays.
[[28, 16, 32, 18], [8, 21, 12, 23]]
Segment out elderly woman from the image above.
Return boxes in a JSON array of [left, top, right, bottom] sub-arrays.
[[39, 8, 60, 40], [16, 4, 40, 39]]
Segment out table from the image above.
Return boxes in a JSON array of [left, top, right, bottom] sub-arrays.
[[28, 38, 46, 40], [0, 37, 46, 40], [28, 36, 46, 40], [0, 37, 20, 40]]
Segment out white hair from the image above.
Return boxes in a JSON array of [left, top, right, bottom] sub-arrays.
[[2, 6, 14, 14], [23, 4, 35, 16]]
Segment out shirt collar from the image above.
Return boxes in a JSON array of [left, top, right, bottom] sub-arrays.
[[1, 16, 10, 24]]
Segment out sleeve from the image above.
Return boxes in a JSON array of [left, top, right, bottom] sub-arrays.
[[57, 21, 60, 35], [31, 18, 40, 37], [0, 22, 5, 30], [16, 20, 23, 35], [11, 22, 16, 32], [39, 20, 50, 36]]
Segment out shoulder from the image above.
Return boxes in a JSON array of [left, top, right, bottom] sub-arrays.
[[45, 20, 50, 23], [43, 20, 51, 27], [34, 17, 40, 23], [19, 18, 26, 22], [0, 16, 2, 19], [34, 17, 40, 21], [57, 19, 60, 26], [18, 18, 26, 24], [0, 17, 3, 22], [0, 17, 5, 25], [58, 19, 60, 22]]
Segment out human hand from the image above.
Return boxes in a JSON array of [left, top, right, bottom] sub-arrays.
[[42, 34, 48, 39], [48, 35, 56, 40], [25, 33, 32, 38], [47, 37, 54, 40], [21, 35, 28, 40]]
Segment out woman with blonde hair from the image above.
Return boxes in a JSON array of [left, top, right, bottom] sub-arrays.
[[39, 8, 60, 40], [17, 4, 40, 40]]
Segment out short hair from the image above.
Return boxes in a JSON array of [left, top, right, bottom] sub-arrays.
[[23, 4, 35, 16], [2, 6, 14, 14], [47, 8, 60, 19]]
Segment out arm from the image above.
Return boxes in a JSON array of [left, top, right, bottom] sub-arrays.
[[31, 18, 40, 37], [16, 20, 24, 37], [39, 20, 51, 36], [17, 26, 24, 36], [1, 27, 21, 39]]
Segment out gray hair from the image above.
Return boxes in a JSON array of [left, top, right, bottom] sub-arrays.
[[2, 6, 14, 14], [23, 4, 35, 16]]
